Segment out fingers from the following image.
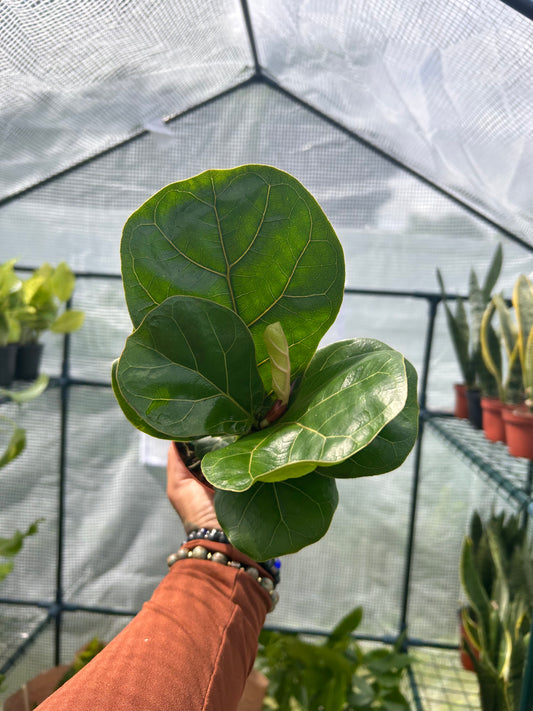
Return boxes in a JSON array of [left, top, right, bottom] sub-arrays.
[[166, 443, 219, 531], [167, 441, 191, 484]]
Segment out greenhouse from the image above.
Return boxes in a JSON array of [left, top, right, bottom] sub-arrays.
[[1, 1, 533, 709]]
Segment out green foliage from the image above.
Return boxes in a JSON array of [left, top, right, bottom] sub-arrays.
[[214, 472, 338, 560], [0, 519, 43, 583], [114, 165, 419, 559], [0, 259, 23, 346], [263, 322, 291, 406], [257, 607, 412, 711], [481, 296, 522, 405], [15, 261, 85, 344], [0, 375, 49, 469], [56, 638, 106, 689], [512, 274, 533, 412], [437, 244, 502, 393], [460, 510, 533, 711], [0, 376, 48, 588]]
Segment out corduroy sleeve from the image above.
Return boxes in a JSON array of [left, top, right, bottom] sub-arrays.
[[35, 543, 271, 711]]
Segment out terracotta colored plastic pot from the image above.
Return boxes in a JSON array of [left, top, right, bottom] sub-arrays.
[[454, 383, 469, 419], [480, 397, 510, 443], [502, 407, 533, 459]]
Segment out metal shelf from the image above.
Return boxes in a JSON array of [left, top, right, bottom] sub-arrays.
[[424, 414, 533, 516], [409, 648, 480, 711]]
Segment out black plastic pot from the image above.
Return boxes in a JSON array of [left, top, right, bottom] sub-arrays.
[[0, 344, 17, 387], [15, 342, 44, 381], [466, 388, 483, 430]]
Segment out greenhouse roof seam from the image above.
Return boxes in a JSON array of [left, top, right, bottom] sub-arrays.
[[261, 75, 533, 254], [501, 0, 533, 21], [239, 0, 261, 77], [1, 67, 532, 254]]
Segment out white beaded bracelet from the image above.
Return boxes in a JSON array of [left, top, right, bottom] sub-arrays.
[[167, 544, 279, 612]]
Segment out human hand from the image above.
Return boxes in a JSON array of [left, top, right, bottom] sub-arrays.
[[166, 442, 220, 532]]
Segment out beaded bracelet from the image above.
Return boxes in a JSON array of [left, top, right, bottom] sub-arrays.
[[184, 528, 281, 587], [167, 544, 280, 612]]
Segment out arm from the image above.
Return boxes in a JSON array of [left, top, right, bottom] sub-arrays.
[[36, 445, 273, 711]]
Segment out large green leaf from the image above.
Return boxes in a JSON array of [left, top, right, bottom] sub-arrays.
[[316, 357, 418, 478], [214, 471, 338, 559], [0, 374, 49, 404], [115, 295, 267, 439], [120, 165, 345, 391], [202, 339, 409, 491], [111, 360, 175, 440]]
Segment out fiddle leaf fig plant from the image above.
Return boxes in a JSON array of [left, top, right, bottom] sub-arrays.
[[113, 165, 419, 559]]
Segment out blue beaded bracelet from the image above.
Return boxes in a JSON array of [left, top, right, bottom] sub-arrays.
[[167, 544, 280, 612]]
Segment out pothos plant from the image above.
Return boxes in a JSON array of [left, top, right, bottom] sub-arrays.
[[112, 165, 419, 560], [0, 376, 48, 691], [0, 375, 48, 581]]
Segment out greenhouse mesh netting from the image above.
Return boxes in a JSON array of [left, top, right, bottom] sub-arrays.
[[1, 0, 533, 708]]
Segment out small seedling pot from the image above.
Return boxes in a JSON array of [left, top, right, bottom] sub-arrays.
[[0, 343, 17, 387], [454, 383, 469, 419], [502, 406, 533, 460], [15, 342, 44, 381]]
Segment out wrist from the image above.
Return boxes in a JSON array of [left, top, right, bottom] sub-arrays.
[[167, 538, 281, 612], [183, 528, 281, 587]]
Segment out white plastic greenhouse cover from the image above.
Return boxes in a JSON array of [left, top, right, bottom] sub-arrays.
[[1, 0, 533, 692]]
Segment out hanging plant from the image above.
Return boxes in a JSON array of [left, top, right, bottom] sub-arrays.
[[113, 165, 419, 560]]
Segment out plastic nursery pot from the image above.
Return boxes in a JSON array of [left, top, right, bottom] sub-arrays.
[[454, 383, 469, 419], [0, 343, 17, 387], [466, 388, 483, 430], [502, 406, 533, 460], [480, 397, 511, 444], [15, 342, 44, 381]]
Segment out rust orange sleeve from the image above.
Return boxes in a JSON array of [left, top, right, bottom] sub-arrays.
[[36, 544, 271, 711]]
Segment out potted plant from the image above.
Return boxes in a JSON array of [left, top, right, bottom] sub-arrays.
[[3, 638, 106, 710], [459, 510, 533, 710], [0, 260, 23, 387], [256, 606, 412, 710], [0, 376, 48, 693], [437, 244, 502, 426], [112, 164, 419, 561], [479, 294, 522, 443], [14, 261, 85, 380], [501, 274, 533, 459]]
